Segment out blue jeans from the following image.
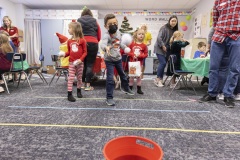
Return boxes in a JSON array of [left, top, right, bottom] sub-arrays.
[[208, 37, 240, 97], [218, 53, 229, 93], [105, 60, 129, 99], [156, 54, 167, 79]]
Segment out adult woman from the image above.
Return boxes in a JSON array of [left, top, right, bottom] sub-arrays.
[[0, 16, 20, 50], [77, 7, 101, 91], [153, 15, 178, 87], [0, 34, 14, 92]]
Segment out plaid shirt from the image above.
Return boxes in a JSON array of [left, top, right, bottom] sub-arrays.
[[212, 0, 240, 43]]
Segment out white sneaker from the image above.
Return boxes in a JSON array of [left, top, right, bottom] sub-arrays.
[[0, 86, 4, 93], [157, 81, 164, 87], [218, 93, 224, 100], [234, 94, 240, 101]]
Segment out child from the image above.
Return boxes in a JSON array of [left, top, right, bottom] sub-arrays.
[[167, 31, 189, 88], [59, 22, 87, 102], [193, 42, 206, 59], [128, 28, 148, 94], [100, 13, 134, 106], [0, 34, 14, 93]]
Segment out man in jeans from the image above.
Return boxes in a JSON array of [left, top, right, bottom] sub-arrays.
[[199, 0, 240, 107]]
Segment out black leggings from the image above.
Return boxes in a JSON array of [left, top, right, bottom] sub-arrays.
[[82, 42, 99, 83]]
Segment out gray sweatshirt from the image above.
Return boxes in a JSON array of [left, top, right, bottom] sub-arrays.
[[154, 24, 175, 56], [208, 27, 214, 45], [100, 31, 127, 61]]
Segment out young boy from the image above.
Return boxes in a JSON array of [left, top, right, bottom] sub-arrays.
[[100, 14, 134, 106], [193, 42, 206, 59]]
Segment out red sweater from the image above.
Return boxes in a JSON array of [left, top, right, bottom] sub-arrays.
[[128, 42, 148, 65], [0, 26, 20, 47], [65, 38, 87, 62]]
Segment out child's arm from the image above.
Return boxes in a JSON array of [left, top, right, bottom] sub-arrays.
[[138, 45, 148, 59], [193, 51, 200, 59], [100, 34, 111, 56]]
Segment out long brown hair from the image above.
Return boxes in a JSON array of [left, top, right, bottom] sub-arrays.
[[68, 22, 84, 40], [0, 34, 13, 54]]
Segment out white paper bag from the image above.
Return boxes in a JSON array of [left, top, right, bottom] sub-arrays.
[[128, 61, 142, 77]]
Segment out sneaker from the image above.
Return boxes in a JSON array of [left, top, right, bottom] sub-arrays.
[[0, 86, 4, 93], [217, 93, 224, 100], [199, 94, 216, 103], [234, 94, 240, 101], [224, 97, 235, 108], [121, 88, 135, 95], [157, 81, 164, 87], [106, 99, 115, 106]]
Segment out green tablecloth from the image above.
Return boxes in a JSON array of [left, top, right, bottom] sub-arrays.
[[181, 58, 210, 77]]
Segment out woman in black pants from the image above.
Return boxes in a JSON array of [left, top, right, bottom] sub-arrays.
[[77, 7, 101, 91]]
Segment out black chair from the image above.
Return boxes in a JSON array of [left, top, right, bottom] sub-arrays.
[[27, 54, 48, 84], [49, 55, 68, 86], [1, 53, 32, 94], [167, 55, 196, 95]]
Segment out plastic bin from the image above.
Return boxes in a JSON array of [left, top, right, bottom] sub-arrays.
[[103, 136, 163, 160]]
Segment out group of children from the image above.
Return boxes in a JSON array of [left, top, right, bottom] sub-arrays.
[[59, 14, 149, 105]]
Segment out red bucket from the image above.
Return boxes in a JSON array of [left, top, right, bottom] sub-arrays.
[[103, 136, 163, 160]]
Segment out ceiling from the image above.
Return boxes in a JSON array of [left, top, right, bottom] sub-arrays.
[[9, 0, 201, 10]]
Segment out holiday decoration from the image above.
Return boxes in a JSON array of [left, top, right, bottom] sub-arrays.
[[180, 21, 186, 27], [119, 16, 133, 34], [186, 15, 191, 21], [182, 26, 188, 31]]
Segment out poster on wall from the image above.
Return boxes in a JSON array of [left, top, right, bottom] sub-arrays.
[[194, 14, 202, 38]]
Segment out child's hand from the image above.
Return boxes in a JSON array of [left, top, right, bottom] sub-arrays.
[[162, 46, 167, 52], [105, 46, 112, 56], [73, 59, 81, 66], [200, 55, 205, 58], [58, 51, 65, 57]]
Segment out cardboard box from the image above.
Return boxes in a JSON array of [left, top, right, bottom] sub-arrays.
[[46, 65, 55, 74], [18, 29, 24, 42]]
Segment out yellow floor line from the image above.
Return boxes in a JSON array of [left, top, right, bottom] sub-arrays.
[[35, 96, 194, 102], [0, 123, 239, 135]]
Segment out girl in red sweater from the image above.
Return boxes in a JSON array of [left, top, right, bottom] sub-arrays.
[[128, 28, 148, 94], [59, 22, 87, 102]]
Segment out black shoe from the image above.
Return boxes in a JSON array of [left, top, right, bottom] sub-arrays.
[[68, 91, 76, 102], [77, 88, 83, 98], [121, 88, 135, 95], [137, 86, 144, 94], [106, 99, 115, 106], [199, 94, 216, 103], [224, 97, 235, 108], [201, 77, 209, 86], [129, 86, 133, 90]]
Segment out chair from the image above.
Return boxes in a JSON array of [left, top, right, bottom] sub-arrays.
[[167, 55, 196, 95], [27, 54, 48, 84], [1, 53, 32, 94], [49, 55, 68, 86]]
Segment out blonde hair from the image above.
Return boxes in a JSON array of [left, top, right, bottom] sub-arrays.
[[140, 24, 148, 31], [2, 16, 13, 29], [0, 30, 9, 36], [0, 34, 13, 54], [170, 31, 183, 44], [133, 28, 145, 43], [68, 22, 84, 40]]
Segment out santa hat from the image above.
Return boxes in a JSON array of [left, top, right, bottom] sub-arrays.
[[56, 32, 68, 44]]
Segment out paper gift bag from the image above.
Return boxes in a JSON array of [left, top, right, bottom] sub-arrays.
[[128, 61, 141, 77]]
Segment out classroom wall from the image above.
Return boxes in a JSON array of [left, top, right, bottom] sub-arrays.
[[190, 0, 215, 40]]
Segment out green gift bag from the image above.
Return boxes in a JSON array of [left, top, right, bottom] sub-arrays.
[[13, 60, 29, 71]]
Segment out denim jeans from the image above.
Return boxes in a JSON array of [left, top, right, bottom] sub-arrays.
[[156, 54, 167, 79], [208, 37, 240, 97], [217, 53, 229, 93], [105, 59, 129, 99]]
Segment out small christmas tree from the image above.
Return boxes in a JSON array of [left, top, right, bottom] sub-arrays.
[[119, 16, 133, 34]]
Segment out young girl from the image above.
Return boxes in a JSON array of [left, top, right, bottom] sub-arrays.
[[167, 31, 189, 88], [0, 34, 14, 92], [128, 28, 148, 94], [59, 22, 87, 102]]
